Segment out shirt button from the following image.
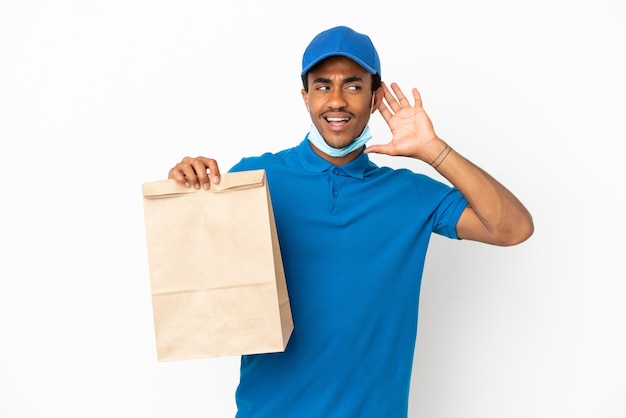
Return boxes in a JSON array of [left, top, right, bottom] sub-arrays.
[[332, 168, 340, 175], [332, 190, 338, 197]]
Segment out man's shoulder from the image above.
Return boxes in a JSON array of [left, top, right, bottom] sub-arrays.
[[230, 143, 302, 172]]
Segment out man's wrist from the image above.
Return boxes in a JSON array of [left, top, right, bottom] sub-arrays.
[[430, 142, 452, 169]]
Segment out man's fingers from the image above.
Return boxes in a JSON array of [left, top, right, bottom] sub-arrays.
[[377, 100, 393, 123], [168, 166, 190, 187], [411, 88, 424, 109], [168, 157, 221, 189], [389, 82, 411, 109], [197, 157, 221, 185]]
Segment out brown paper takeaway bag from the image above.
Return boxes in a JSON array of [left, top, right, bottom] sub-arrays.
[[142, 169, 293, 361]]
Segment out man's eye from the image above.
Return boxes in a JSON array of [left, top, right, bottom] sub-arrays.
[[315, 85, 330, 91], [346, 85, 361, 91]]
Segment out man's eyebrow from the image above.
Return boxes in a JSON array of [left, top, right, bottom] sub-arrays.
[[311, 76, 364, 84], [343, 76, 363, 84], [312, 76, 332, 84]]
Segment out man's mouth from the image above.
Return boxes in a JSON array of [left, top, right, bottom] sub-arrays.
[[325, 117, 350, 129]]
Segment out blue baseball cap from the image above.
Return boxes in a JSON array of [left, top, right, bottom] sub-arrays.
[[301, 26, 381, 77]]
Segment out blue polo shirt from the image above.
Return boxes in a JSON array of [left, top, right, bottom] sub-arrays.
[[231, 138, 468, 418]]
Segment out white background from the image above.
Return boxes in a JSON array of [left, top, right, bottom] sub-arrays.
[[1, 0, 624, 417]]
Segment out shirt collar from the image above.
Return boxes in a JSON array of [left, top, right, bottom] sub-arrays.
[[297, 136, 373, 179]]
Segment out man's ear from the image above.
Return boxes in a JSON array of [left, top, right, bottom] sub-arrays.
[[301, 89, 309, 112], [371, 88, 383, 114]]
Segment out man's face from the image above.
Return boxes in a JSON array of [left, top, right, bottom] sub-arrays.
[[302, 56, 376, 151]]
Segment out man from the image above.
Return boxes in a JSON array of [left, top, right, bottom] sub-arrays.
[[168, 26, 533, 418]]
